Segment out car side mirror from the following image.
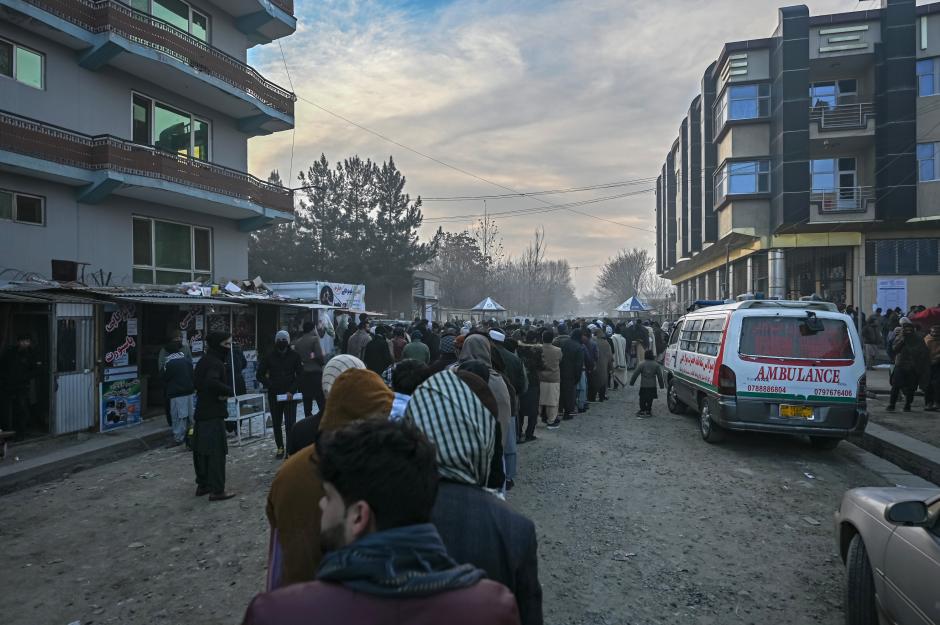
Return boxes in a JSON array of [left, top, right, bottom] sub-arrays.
[[885, 500, 930, 526]]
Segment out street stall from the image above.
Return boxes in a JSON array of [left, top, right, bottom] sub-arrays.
[[470, 297, 507, 322], [615, 296, 651, 319]]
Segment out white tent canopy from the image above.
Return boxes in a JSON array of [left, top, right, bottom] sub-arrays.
[[471, 297, 506, 312], [616, 296, 649, 313]]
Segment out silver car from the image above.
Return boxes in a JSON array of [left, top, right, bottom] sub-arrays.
[[835, 488, 940, 624]]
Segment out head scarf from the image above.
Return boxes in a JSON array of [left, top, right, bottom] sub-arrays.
[[459, 334, 492, 367], [322, 355, 366, 397], [489, 330, 506, 343], [405, 370, 495, 487], [320, 369, 394, 433], [439, 334, 456, 355], [455, 370, 498, 419]]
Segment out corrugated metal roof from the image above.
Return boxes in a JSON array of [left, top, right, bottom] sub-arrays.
[[114, 295, 246, 306]]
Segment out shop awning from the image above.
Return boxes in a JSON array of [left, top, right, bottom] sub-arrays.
[[113, 295, 246, 306], [287, 302, 334, 310]]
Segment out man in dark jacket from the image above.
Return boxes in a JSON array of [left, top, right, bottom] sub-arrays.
[[363, 326, 394, 375], [257, 330, 303, 458], [242, 419, 520, 625], [292, 322, 325, 418], [162, 339, 194, 445], [422, 322, 441, 362], [428, 332, 459, 373], [406, 371, 541, 625], [559, 329, 585, 420], [888, 318, 931, 412], [0, 334, 39, 439], [192, 331, 235, 501]]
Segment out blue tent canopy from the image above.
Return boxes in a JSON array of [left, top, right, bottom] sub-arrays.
[[616, 296, 649, 312]]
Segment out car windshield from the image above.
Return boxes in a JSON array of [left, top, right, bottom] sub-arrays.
[[738, 316, 854, 359]]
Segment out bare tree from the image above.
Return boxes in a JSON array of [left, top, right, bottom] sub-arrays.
[[595, 248, 654, 310], [518, 227, 546, 315]]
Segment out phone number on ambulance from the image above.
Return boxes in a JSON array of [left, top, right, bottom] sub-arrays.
[[747, 384, 786, 394]]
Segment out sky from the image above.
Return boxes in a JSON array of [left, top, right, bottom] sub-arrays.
[[246, 0, 889, 296]]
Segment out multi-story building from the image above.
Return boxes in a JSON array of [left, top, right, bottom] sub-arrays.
[[656, 0, 940, 314], [0, 0, 297, 284], [0, 0, 297, 437]]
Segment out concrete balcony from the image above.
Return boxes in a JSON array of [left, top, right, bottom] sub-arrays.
[[809, 103, 875, 149], [809, 186, 875, 224], [0, 109, 293, 230], [222, 0, 296, 45], [0, 0, 295, 135]]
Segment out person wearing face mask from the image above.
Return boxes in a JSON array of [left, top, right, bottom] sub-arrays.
[[257, 330, 303, 458], [192, 331, 236, 501]]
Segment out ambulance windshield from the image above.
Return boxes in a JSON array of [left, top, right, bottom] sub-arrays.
[[738, 317, 854, 360]]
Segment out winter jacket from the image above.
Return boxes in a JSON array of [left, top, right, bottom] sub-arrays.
[[630, 360, 665, 389], [364, 336, 394, 374], [559, 338, 585, 383], [494, 345, 527, 397], [423, 331, 441, 362], [257, 348, 302, 395], [346, 329, 372, 360], [537, 343, 562, 384], [162, 352, 194, 399], [432, 481, 541, 625], [292, 332, 324, 374], [926, 334, 940, 364], [893, 332, 931, 388], [862, 319, 881, 345], [402, 340, 431, 364], [193, 348, 233, 421]]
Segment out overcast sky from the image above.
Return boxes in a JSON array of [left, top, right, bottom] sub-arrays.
[[246, 0, 890, 295]]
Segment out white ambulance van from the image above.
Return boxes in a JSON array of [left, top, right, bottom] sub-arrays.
[[662, 300, 867, 449]]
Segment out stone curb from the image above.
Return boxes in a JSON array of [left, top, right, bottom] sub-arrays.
[[852, 423, 940, 486]]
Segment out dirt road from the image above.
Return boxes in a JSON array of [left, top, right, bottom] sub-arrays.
[[0, 387, 898, 625]]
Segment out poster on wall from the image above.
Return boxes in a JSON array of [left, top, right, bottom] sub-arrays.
[[102, 303, 138, 370], [243, 350, 259, 392], [233, 308, 256, 351], [876, 278, 907, 314], [101, 377, 142, 432], [178, 306, 206, 355], [314, 282, 366, 311]]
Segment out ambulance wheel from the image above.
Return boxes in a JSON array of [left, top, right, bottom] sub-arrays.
[[810, 436, 841, 450], [699, 395, 725, 443], [667, 380, 686, 415]]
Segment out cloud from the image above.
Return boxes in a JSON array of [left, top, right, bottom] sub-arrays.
[[247, 0, 889, 295]]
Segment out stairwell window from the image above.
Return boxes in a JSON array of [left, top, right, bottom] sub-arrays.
[[713, 160, 770, 207], [917, 58, 938, 96], [0, 38, 44, 90], [917, 142, 939, 181], [0, 190, 44, 226], [133, 217, 212, 285], [132, 93, 210, 161]]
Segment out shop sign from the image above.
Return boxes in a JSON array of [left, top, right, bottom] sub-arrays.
[[315, 282, 366, 311], [101, 377, 142, 432], [102, 303, 138, 370]]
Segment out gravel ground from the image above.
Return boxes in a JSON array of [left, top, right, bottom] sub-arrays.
[[0, 387, 897, 625]]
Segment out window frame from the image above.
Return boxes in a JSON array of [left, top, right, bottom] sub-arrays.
[[917, 142, 940, 182], [0, 189, 45, 226], [714, 159, 771, 207], [865, 239, 940, 276], [124, 0, 211, 43], [130, 92, 211, 161], [713, 82, 770, 134], [917, 57, 939, 97], [0, 36, 44, 90], [132, 215, 213, 285]]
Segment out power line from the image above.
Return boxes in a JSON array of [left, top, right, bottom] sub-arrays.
[[422, 177, 659, 201]]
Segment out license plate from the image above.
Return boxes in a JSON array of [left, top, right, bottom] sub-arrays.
[[780, 404, 814, 419]]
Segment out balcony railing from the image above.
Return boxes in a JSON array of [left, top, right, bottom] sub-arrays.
[[270, 0, 294, 15], [21, 0, 296, 116], [0, 110, 294, 214], [810, 186, 874, 213], [809, 102, 875, 131]]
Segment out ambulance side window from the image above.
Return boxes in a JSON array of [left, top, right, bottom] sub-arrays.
[[680, 319, 703, 351], [668, 321, 683, 346]]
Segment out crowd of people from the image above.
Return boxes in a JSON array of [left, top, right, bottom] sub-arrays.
[[165, 312, 669, 623]]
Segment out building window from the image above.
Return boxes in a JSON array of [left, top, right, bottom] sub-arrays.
[[917, 142, 939, 181], [809, 80, 857, 109], [713, 160, 770, 206], [917, 58, 938, 96], [0, 38, 44, 89], [0, 189, 45, 225], [866, 239, 940, 275], [811, 158, 856, 191], [123, 0, 210, 42], [132, 216, 212, 285], [132, 93, 210, 161], [714, 83, 770, 132]]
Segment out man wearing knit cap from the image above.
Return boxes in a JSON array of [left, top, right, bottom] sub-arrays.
[[265, 368, 394, 590], [257, 330, 303, 458], [429, 333, 459, 373]]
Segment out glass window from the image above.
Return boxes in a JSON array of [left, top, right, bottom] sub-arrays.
[[0, 40, 11, 78], [132, 218, 152, 265], [15, 195, 43, 224], [668, 321, 683, 346], [0, 190, 11, 220], [875, 240, 898, 274], [714, 160, 770, 205], [130, 0, 149, 11], [715, 83, 770, 131], [918, 58, 938, 96], [194, 227, 211, 271], [154, 220, 192, 270], [133, 217, 212, 284], [132, 95, 151, 146], [739, 317, 854, 359], [152, 0, 190, 32], [14, 46, 42, 89], [154, 102, 191, 155], [193, 119, 209, 161], [918, 142, 939, 181], [191, 10, 209, 42], [919, 239, 939, 274]]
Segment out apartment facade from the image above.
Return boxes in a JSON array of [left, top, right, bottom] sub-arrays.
[[0, 0, 297, 285], [656, 0, 940, 314]]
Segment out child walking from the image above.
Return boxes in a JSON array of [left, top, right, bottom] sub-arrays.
[[629, 351, 664, 418]]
